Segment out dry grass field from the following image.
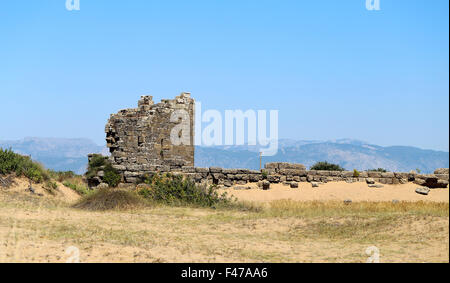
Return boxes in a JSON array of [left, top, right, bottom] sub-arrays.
[[0, 179, 448, 263]]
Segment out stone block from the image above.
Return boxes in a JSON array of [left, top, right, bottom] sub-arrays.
[[434, 168, 449, 174], [195, 168, 209, 173], [209, 167, 223, 173], [223, 169, 238, 174], [290, 182, 299, 189], [416, 187, 430, 195], [267, 175, 280, 183]]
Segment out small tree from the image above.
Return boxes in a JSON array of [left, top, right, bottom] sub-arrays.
[[310, 161, 345, 171], [86, 154, 121, 187], [103, 164, 122, 187]]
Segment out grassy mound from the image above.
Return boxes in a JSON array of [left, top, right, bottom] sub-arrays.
[[0, 148, 49, 183], [73, 188, 147, 211]]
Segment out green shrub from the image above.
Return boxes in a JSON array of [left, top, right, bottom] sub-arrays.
[[138, 173, 233, 207], [48, 170, 77, 182], [310, 161, 345, 171], [44, 181, 58, 195], [0, 148, 49, 183], [261, 170, 268, 179], [89, 154, 107, 168], [86, 154, 108, 179], [86, 154, 121, 187], [103, 164, 121, 188], [353, 169, 360, 178]]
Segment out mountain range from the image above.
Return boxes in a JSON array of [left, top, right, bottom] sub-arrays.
[[0, 137, 107, 174], [1, 137, 448, 174], [196, 139, 449, 173]]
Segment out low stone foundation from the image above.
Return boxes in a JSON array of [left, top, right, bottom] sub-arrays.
[[92, 94, 449, 190], [87, 159, 449, 190]]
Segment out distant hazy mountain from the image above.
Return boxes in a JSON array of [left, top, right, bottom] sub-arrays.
[[0, 137, 107, 174], [1, 138, 448, 174], [195, 139, 449, 173]]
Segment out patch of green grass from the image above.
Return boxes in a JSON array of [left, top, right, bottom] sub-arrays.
[[263, 200, 449, 218], [63, 181, 91, 196]]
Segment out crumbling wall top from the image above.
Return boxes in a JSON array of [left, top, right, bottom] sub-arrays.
[[105, 92, 195, 183]]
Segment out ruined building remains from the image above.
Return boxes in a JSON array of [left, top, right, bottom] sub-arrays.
[[87, 93, 448, 189], [105, 92, 194, 183]]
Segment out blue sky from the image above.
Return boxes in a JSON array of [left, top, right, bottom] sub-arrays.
[[1, 0, 448, 151]]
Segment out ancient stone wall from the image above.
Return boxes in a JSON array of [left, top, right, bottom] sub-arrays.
[[88, 156, 449, 189], [89, 93, 448, 189], [105, 92, 194, 183]]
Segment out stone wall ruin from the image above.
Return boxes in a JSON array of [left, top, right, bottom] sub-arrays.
[[88, 93, 449, 190], [105, 92, 194, 183]]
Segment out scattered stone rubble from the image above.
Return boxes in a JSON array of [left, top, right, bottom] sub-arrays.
[[415, 187, 430, 196]]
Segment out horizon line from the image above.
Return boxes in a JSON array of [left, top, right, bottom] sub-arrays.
[[1, 136, 449, 153]]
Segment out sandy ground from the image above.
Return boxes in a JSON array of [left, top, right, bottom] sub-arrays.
[[0, 194, 448, 263], [0, 178, 448, 263], [0, 177, 80, 203], [219, 182, 449, 203]]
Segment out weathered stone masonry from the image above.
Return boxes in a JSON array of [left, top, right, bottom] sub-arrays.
[[171, 163, 448, 189], [105, 92, 194, 184], [88, 94, 449, 189]]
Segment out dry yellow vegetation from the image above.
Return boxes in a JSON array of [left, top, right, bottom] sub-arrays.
[[0, 185, 448, 263]]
